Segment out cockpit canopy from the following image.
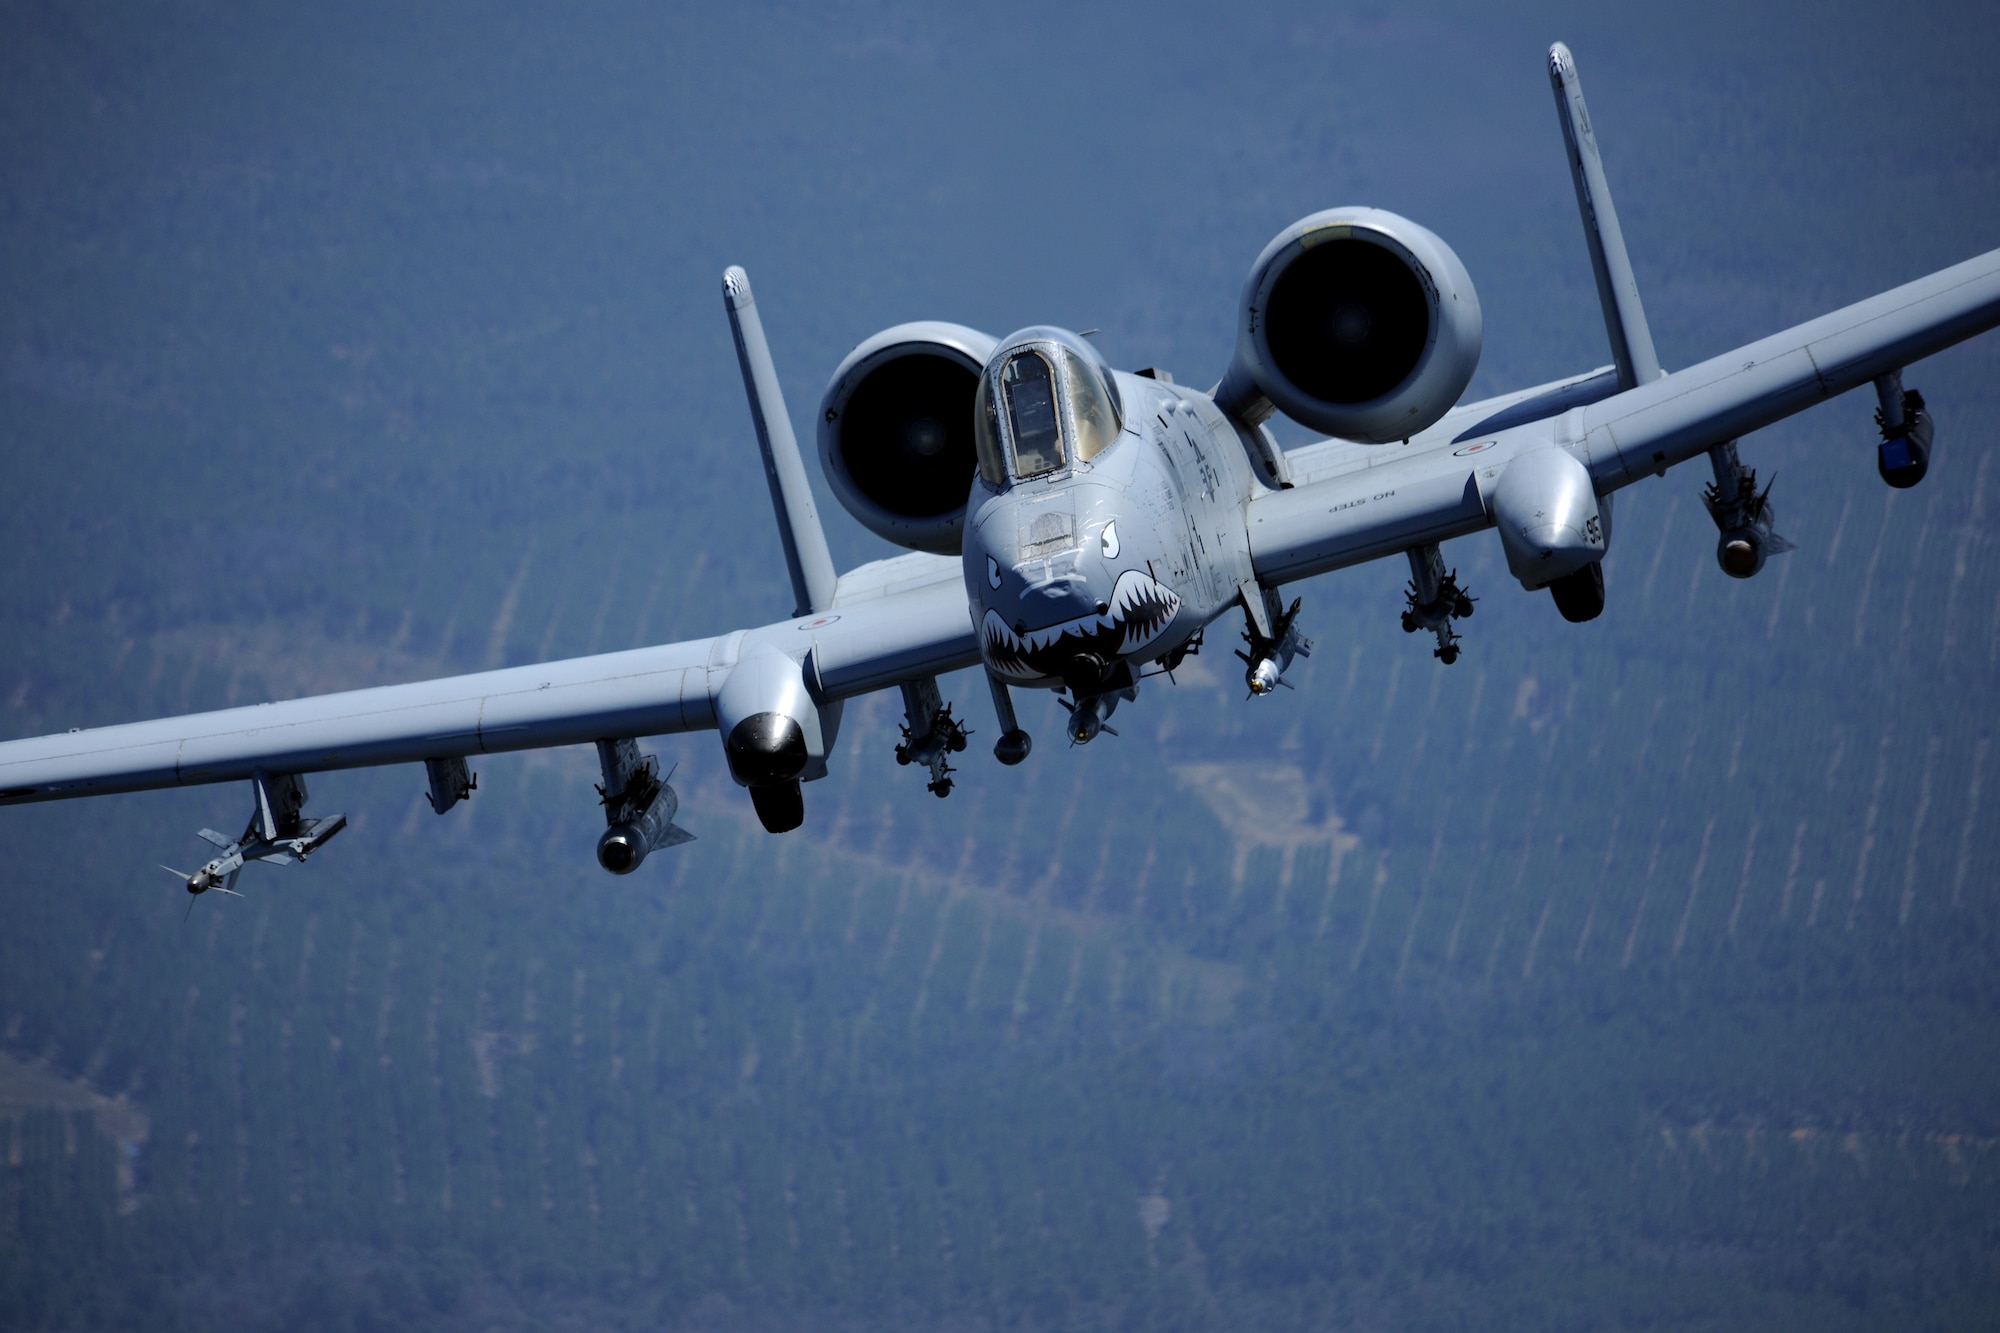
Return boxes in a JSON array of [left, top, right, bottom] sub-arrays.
[[974, 327, 1123, 487]]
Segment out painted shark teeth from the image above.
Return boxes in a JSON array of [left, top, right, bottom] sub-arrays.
[[980, 569, 1182, 680]]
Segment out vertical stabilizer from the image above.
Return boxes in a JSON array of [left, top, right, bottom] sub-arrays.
[[724, 266, 838, 617], [1548, 42, 1663, 390]]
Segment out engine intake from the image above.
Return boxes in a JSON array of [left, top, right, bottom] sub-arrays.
[[1219, 208, 1482, 444], [819, 322, 998, 554]]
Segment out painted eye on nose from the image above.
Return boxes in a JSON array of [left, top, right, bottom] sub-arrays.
[[1101, 521, 1120, 560], [986, 555, 1002, 589]]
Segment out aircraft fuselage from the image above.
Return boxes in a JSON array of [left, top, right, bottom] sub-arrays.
[[961, 343, 1264, 714]]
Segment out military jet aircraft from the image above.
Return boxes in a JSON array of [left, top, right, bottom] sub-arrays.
[[3, 44, 1997, 889]]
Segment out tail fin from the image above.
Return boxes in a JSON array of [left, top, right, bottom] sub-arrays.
[[723, 266, 838, 617], [1548, 42, 1663, 390]]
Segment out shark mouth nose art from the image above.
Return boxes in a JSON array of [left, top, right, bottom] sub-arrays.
[[981, 569, 1181, 680]]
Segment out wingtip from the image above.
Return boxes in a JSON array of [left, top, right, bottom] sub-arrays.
[[1548, 41, 1574, 84], [722, 265, 753, 309]]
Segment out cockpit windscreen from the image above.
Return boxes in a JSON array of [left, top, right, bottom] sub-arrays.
[[1001, 351, 1065, 478], [1061, 348, 1120, 462], [975, 374, 1005, 487]]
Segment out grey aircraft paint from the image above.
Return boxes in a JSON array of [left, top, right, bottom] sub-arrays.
[[2, 44, 1998, 874]]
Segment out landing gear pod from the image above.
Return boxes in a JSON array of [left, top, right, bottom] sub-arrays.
[[1487, 446, 1608, 591], [715, 640, 841, 834]]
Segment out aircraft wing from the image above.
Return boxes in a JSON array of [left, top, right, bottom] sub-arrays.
[[1572, 248, 2000, 490], [0, 555, 977, 806], [1247, 247, 2000, 587]]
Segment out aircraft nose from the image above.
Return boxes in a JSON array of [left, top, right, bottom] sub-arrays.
[[1024, 573, 1096, 619]]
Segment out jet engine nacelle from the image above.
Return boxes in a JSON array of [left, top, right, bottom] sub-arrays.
[[1488, 446, 1608, 589], [819, 322, 998, 555], [715, 640, 842, 833], [1218, 207, 1482, 444]]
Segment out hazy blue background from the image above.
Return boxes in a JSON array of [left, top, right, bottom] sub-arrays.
[[3, 1, 1998, 1328]]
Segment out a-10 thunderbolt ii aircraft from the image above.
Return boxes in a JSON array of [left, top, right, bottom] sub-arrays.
[[3, 44, 1998, 894]]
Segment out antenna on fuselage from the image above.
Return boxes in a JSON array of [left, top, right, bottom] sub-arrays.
[[723, 266, 838, 617], [1548, 42, 1662, 390]]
